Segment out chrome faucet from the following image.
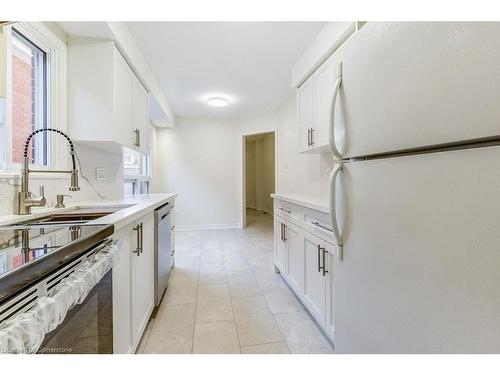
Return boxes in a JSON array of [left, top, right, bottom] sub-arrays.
[[18, 128, 80, 215]]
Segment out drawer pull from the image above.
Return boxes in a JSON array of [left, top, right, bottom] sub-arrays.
[[311, 221, 333, 232], [279, 207, 292, 214]]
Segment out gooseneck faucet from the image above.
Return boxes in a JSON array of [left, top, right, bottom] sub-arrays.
[[18, 128, 80, 215]]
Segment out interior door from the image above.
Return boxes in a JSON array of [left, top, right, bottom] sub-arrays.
[[131, 213, 154, 349], [335, 146, 500, 353], [302, 231, 326, 327], [284, 222, 304, 295], [334, 22, 500, 158], [274, 217, 287, 274]]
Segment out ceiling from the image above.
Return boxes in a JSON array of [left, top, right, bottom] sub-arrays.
[[126, 22, 324, 120]]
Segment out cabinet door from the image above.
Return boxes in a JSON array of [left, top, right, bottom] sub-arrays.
[[312, 57, 335, 151], [132, 77, 149, 154], [274, 217, 287, 274], [302, 232, 326, 327], [131, 213, 155, 349], [297, 78, 313, 153], [113, 49, 134, 148], [284, 222, 304, 295], [324, 241, 335, 342], [112, 226, 133, 353]]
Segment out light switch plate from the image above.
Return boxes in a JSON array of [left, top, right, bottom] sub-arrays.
[[96, 167, 105, 181]]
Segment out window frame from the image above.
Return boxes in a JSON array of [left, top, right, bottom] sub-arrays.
[[1, 22, 67, 174]]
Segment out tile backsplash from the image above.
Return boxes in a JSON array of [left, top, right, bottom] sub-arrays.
[[0, 143, 124, 216]]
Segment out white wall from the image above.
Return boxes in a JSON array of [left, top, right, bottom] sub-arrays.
[[153, 118, 240, 230], [154, 94, 334, 228]]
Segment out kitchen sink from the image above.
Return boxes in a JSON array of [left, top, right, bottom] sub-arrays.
[[14, 212, 113, 226]]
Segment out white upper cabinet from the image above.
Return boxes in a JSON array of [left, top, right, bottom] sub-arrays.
[[67, 37, 150, 154], [297, 78, 314, 153]]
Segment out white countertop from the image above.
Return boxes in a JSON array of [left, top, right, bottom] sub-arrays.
[[271, 193, 329, 214], [0, 193, 177, 230]]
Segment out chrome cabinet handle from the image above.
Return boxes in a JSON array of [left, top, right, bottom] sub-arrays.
[[317, 244, 322, 273], [311, 221, 333, 232], [132, 224, 140, 256], [283, 224, 287, 241], [310, 128, 314, 146], [307, 128, 311, 146], [322, 248, 328, 276], [133, 129, 141, 147], [329, 163, 344, 260], [139, 223, 144, 253], [329, 62, 343, 159], [279, 207, 291, 214], [280, 223, 284, 241]]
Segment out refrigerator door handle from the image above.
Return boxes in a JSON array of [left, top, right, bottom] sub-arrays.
[[329, 62, 343, 159], [329, 163, 344, 259]]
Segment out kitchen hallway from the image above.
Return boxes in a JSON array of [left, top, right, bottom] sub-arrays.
[[137, 209, 333, 354]]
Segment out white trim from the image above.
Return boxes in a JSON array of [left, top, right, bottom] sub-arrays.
[[2, 22, 67, 172], [175, 223, 241, 232]]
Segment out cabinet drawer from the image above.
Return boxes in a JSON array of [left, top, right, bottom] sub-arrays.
[[274, 199, 301, 226], [302, 206, 335, 244]]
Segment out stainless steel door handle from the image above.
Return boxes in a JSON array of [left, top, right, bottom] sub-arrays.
[[307, 128, 311, 146], [322, 248, 328, 276], [311, 221, 333, 232], [279, 207, 291, 214], [329, 163, 344, 260], [133, 129, 140, 147], [329, 62, 343, 159], [139, 223, 144, 253], [310, 128, 314, 145], [317, 244, 322, 273], [133, 224, 140, 256]]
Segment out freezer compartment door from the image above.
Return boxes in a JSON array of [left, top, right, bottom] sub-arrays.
[[335, 146, 500, 353], [334, 22, 500, 158]]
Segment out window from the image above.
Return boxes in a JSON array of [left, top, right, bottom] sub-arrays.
[[10, 29, 48, 166], [123, 147, 150, 195], [0, 22, 66, 172]]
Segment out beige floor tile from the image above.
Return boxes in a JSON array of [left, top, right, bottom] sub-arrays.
[[256, 275, 289, 295], [232, 296, 283, 346], [174, 255, 201, 274], [264, 289, 305, 314], [274, 311, 333, 354], [193, 320, 240, 354], [241, 341, 290, 354], [143, 303, 196, 354], [199, 262, 227, 286], [196, 284, 234, 323], [227, 271, 262, 298], [164, 274, 198, 305]]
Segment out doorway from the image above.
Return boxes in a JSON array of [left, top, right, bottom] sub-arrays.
[[242, 131, 276, 228]]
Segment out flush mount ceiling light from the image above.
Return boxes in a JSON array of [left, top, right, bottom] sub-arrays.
[[206, 96, 230, 107]]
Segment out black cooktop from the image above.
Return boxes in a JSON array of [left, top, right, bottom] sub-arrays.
[[0, 223, 114, 305]]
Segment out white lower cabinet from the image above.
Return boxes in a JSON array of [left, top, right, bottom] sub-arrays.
[[302, 231, 327, 327], [284, 222, 304, 295], [274, 198, 336, 343], [131, 212, 155, 349], [112, 211, 155, 353], [274, 217, 287, 274]]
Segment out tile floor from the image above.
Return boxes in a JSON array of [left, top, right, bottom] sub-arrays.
[[138, 209, 334, 354]]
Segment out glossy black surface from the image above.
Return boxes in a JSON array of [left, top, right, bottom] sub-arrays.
[[0, 223, 114, 305]]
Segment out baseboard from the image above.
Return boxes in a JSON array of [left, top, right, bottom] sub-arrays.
[[175, 223, 242, 231]]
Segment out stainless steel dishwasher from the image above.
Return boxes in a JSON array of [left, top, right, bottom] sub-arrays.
[[154, 202, 174, 306]]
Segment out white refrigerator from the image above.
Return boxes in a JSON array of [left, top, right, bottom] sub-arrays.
[[328, 22, 500, 353]]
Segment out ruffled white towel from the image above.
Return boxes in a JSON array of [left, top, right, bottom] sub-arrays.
[[0, 241, 120, 354]]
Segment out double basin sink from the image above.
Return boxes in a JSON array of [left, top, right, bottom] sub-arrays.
[[9, 205, 135, 227]]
